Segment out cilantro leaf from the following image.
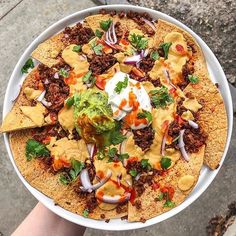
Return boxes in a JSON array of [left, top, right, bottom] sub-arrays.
[[155, 192, 164, 201], [100, 19, 112, 31], [26, 139, 50, 161], [82, 71, 92, 83], [115, 76, 129, 94], [109, 130, 126, 145], [21, 58, 34, 74], [66, 96, 74, 108], [163, 200, 175, 208], [130, 33, 148, 50], [118, 153, 129, 162], [160, 42, 172, 59], [188, 75, 199, 84], [150, 51, 160, 61], [82, 209, 89, 217], [72, 45, 81, 52], [160, 156, 171, 169], [93, 43, 103, 55], [150, 86, 174, 109], [97, 149, 106, 160], [137, 111, 152, 123], [108, 147, 118, 158], [59, 173, 71, 185], [95, 29, 103, 38], [58, 68, 69, 78], [71, 159, 84, 177], [129, 169, 138, 177], [107, 147, 129, 162], [141, 159, 152, 170]]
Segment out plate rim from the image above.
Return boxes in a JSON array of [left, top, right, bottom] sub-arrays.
[[2, 4, 233, 231]]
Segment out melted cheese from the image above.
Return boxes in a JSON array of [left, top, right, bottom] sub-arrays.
[[181, 110, 194, 121], [183, 98, 202, 112], [48, 137, 88, 170], [58, 106, 75, 132], [62, 44, 89, 74], [23, 87, 42, 100], [20, 103, 46, 126]]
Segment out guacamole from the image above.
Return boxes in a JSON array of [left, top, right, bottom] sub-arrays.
[[74, 89, 115, 143]]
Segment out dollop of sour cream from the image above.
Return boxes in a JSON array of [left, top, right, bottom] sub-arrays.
[[105, 72, 152, 130]]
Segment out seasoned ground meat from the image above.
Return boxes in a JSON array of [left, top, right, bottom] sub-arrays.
[[38, 64, 70, 112], [183, 126, 208, 153], [178, 60, 195, 90], [89, 54, 117, 75], [139, 55, 155, 73], [176, 98, 187, 116], [115, 22, 123, 40], [126, 11, 152, 23], [157, 47, 165, 58], [150, 78, 161, 87], [167, 120, 208, 153], [116, 202, 127, 214], [132, 126, 155, 151], [85, 192, 98, 213], [134, 200, 142, 209], [62, 22, 94, 46]]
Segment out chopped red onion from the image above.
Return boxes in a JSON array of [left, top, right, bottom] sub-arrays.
[[104, 40, 117, 49], [54, 72, 59, 79], [105, 22, 117, 45], [80, 169, 112, 193], [44, 78, 49, 85], [96, 192, 131, 204], [163, 69, 177, 90], [135, 173, 141, 181], [36, 90, 46, 102], [141, 18, 156, 31], [124, 54, 142, 65], [117, 173, 122, 187], [188, 120, 199, 129], [41, 98, 52, 107], [178, 129, 190, 161]]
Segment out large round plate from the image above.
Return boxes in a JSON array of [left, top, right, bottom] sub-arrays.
[[3, 4, 233, 231]]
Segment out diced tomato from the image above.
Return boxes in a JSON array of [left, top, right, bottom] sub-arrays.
[[152, 182, 160, 190], [38, 81, 44, 91], [161, 120, 169, 133], [129, 188, 136, 205], [160, 186, 175, 200], [96, 170, 105, 179], [52, 157, 70, 171], [131, 67, 145, 78], [169, 87, 177, 97], [42, 136, 51, 145], [103, 45, 113, 54], [127, 156, 139, 163], [120, 38, 129, 46], [176, 44, 184, 52], [175, 114, 184, 125], [50, 113, 57, 123], [95, 75, 107, 90]]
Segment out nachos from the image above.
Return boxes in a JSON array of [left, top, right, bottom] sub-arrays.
[[1, 9, 227, 222]]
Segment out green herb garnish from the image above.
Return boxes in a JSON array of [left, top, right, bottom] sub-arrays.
[[150, 51, 160, 61], [72, 45, 81, 52], [93, 43, 103, 55], [115, 76, 129, 94], [150, 86, 174, 109], [107, 147, 129, 162], [95, 29, 103, 38], [137, 110, 152, 123], [129, 169, 138, 177], [100, 19, 112, 31], [26, 139, 50, 161], [141, 159, 152, 170], [21, 58, 34, 74], [66, 96, 74, 108], [188, 75, 199, 84], [109, 130, 127, 145], [130, 33, 148, 50], [163, 200, 175, 208], [160, 156, 171, 169], [59, 159, 84, 185], [82, 71, 92, 83], [82, 209, 89, 217], [155, 192, 164, 201], [159, 42, 172, 59], [58, 68, 69, 78]]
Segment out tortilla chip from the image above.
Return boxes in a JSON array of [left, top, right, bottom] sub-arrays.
[[9, 129, 127, 220], [31, 33, 65, 67], [154, 19, 227, 169], [0, 68, 52, 133], [128, 146, 205, 222]]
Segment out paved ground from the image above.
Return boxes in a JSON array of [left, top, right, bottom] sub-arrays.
[[0, 1, 235, 235]]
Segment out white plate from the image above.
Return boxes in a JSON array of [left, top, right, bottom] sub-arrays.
[[2, 4, 233, 231]]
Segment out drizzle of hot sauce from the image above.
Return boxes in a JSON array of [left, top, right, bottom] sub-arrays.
[[96, 190, 104, 199], [119, 99, 127, 110], [113, 163, 120, 168], [96, 170, 105, 179], [42, 136, 51, 145], [161, 120, 169, 133], [127, 156, 139, 163], [169, 87, 177, 97], [120, 38, 129, 46], [52, 156, 70, 171]]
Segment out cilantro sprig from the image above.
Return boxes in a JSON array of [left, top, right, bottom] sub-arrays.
[[72, 45, 81, 52], [141, 159, 152, 170], [137, 110, 152, 123], [130, 33, 148, 50], [26, 139, 50, 161], [150, 86, 174, 109], [100, 19, 112, 31], [59, 159, 84, 185], [21, 58, 34, 74], [66, 96, 74, 108], [95, 29, 103, 38], [188, 75, 199, 84], [150, 51, 160, 61], [159, 42, 172, 59], [107, 147, 129, 162], [58, 68, 69, 78], [115, 76, 129, 94], [129, 169, 138, 177]]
